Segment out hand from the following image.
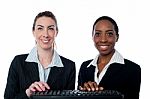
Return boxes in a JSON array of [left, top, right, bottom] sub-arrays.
[[26, 81, 50, 97], [79, 81, 104, 91]]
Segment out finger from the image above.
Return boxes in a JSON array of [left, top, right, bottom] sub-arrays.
[[98, 84, 104, 90], [36, 82, 46, 91], [93, 82, 99, 91], [84, 82, 91, 91], [88, 81, 96, 91], [33, 82, 43, 91], [99, 86, 104, 90], [79, 86, 85, 91], [29, 83, 40, 92], [30, 87, 36, 92], [40, 81, 50, 90]]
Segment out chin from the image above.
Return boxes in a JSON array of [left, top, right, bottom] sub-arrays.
[[41, 46, 52, 50], [100, 53, 109, 56], [100, 50, 115, 56]]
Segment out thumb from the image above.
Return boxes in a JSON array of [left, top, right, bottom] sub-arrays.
[[79, 86, 84, 90]]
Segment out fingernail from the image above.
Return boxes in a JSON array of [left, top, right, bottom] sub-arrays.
[[96, 88, 99, 90], [100, 87, 104, 90], [92, 88, 94, 91]]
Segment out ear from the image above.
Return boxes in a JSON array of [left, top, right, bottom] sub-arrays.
[[92, 35, 95, 42], [116, 35, 119, 42], [32, 30, 36, 37], [55, 31, 58, 37]]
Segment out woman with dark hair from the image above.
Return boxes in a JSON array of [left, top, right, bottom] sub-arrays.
[[78, 16, 141, 99], [4, 11, 76, 99]]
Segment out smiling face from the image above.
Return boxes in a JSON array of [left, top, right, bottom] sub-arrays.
[[93, 20, 118, 56], [33, 16, 57, 50]]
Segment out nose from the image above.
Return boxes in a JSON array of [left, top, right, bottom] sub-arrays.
[[100, 34, 107, 42], [43, 29, 48, 38]]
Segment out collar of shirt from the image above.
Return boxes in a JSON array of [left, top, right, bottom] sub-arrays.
[[25, 46, 64, 68], [87, 50, 125, 84], [87, 50, 125, 68]]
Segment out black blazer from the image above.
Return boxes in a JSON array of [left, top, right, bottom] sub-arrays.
[[78, 59, 141, 99], [4, 54, 76, 99]]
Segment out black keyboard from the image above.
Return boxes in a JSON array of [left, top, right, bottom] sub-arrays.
[[30, 90, 124, 99]]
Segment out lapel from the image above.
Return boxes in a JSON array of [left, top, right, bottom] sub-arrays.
[[100, 63, 123, 83], [47, 66, 64, 86], [86, 65, 96, 81], [26, 62, 39, 82]]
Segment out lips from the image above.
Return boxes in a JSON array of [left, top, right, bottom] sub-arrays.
[[99, 45, 109, 50], [41, 39, 50, 43]]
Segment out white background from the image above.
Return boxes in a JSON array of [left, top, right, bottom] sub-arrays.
[[0, 0, 149, 99]]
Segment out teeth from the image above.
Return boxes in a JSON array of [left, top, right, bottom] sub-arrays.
[[43, 40, 49, 43], [43, 40, 48, 43], [100, 46, 108, 50], [100, 46, 107, 48]]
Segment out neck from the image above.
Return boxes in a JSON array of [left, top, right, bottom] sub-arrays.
[[37, 47, 54, 68], [97, 50, 115, 71], [98, 49, 115, 64]]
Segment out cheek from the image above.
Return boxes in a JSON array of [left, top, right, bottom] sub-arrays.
[[108, 36, 117, 43], [93, 37, 99, 43], [50, 34, 56, 40], [33, 31, 40, 37], [48, 31, 57, 37], [34, 34, 40, 39], [109, 39, 116, 47]]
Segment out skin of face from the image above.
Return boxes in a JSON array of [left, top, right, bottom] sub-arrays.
[[93, 20, 118, 56], [33, 16, 58, 51]]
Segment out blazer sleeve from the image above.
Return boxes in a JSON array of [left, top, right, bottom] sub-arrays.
[[125, 60, 141, 99], [4, 56, 29, 99], [78, 61, 87, 89], [77, 60, 94, 89], [59, 56, 76, 90]]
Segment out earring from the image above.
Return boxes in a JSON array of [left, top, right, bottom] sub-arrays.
[[53, 41, 57, 50]]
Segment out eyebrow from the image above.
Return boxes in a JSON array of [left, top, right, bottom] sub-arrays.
[[37, 25, 43, 27], [48, 25, 55, 28], [106, 30, 113, 32], [37, 25, 55, 28], [95, 29, 113, 32]]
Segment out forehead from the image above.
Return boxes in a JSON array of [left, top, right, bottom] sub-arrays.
[[35, 16, 56, 26], [95, 20, 114, 29]]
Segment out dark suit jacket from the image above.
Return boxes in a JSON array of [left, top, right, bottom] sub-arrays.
[[4, 54, 76, 99], [78, 59, 141, 99]]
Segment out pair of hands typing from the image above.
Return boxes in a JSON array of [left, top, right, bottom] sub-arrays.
[[79, 81, 104, 91], [26, 81, 103, 97]]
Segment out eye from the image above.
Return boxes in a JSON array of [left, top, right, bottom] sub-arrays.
[[107, 32, 113, 37], [37, 27, 43, 30], [48, 27, 54, 30], [94, 32, 101, 37]]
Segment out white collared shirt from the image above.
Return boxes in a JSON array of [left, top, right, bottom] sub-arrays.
[[87, 50, 125, 84], [25, 46, 64, 82]]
